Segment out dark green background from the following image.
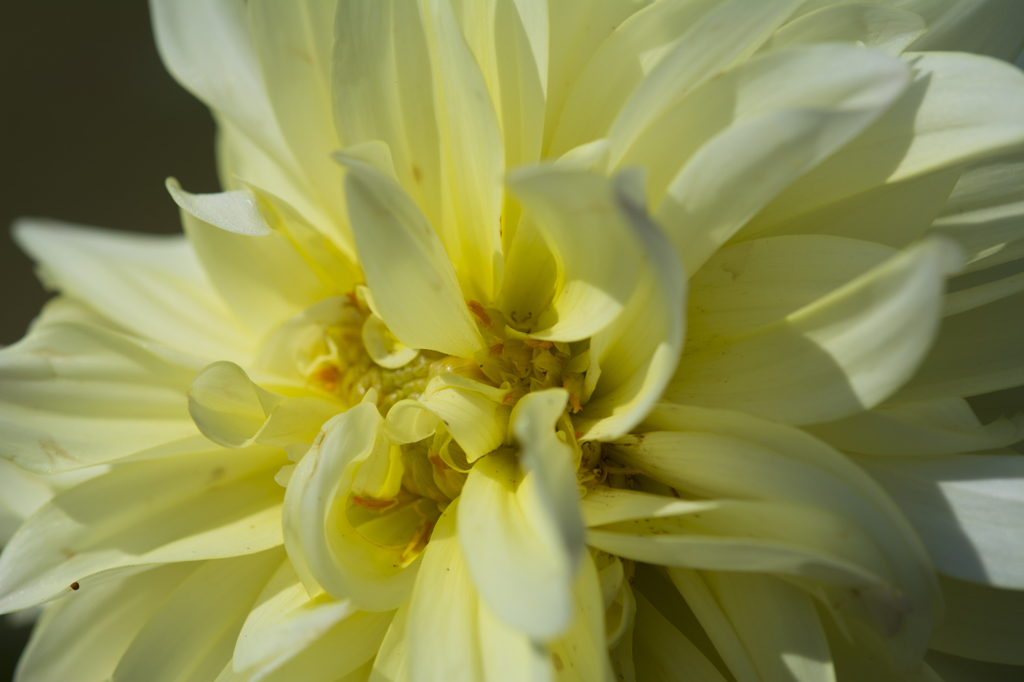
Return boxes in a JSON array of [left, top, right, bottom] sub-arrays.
[[0, 2, 219, 677]]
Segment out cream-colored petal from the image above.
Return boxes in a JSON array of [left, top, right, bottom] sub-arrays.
[[362, 315, 420, 370], [576, 174, 686, 441], [607, 0, 806, 168], [669, 238, 962, 425], [891, 291, 1024, 403], [420, 0, 505, 304], [369, 605, 410, 682], [15, 564, 196, 682], [333, 0, 444, 232], [177, 192, 339, 338], [646, 44, 908, 273], [283, 404, 421, 611], [233, 560, 393, 682], [686, 235, 894, 349], [622, 403, 940, 668], [667, 569, 760, 682], [708, 572, 835, 682], [0, 315, 202, 473], [188, 361, 342, 452], [458, 451, 574, 639], [744, 52, 1024, 239], [542, 0, 652, 154], [858, 454, 1024, 589], [763, 3, 926, 55], [338, 154, 484, 358], [503, 166, 642, 341], [748, 167, 961, 250], [928, 152, 1024, 265], [548, 550, 613, 682], [150, 0, 295, 174], [510, 390, 586, 569], [248, 0, 349, 244], [907, 0, 1024, 61], [406, 500, 485, 682], [930, 574, 1024, 666], [805, 398, 1024, 456], [11, 219, 252, 361], [632, 592, 728, 682], [111, 550, 283, 682], [0, 447, 285, 614], [418, 374, 509, 463], [214, 115, 340, 258], [478, 599, 554, 682]]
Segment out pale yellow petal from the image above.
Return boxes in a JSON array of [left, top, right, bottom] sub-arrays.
[[708, 572, 835, 682], [478, 599, 554, 682], [548, 551, 613, 682], [667, 569, 760, 682], [0, 316, 202, 473], [338, 154, 484, 358], [647, 44, 909, 273], [15, 564, 196, 682], [805, 398, 1024, 456], [930, 574, 1024, 666], [283, 404, 420, 611], [111, 550, 283, 682], [669, 238, 962, 424], [503, 166, 642, 341], [187, 361, 342, 452], [421, 0, 505, 303], [0, 447, 285, 614], [763, 4, 926, 55], [908, 0, 1024, 61], [458, 451, 575, 639], [858, 454, 1024, 589], [11, 219, 252, 361], [406, 500, 485, 682], [575, 174, 686, 441], [632, 591, 728, 682]]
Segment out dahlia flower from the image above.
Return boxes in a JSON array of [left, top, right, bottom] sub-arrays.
[[3, 1, 1024, 680]]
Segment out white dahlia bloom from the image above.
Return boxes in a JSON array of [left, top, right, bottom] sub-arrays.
[[3, 1, 1024, 681]]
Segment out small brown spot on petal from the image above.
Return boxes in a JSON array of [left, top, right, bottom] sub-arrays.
[[70, 582, 80, 591]]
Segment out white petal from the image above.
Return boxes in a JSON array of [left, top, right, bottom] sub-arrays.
[[632, 591, 728, 682], [669, 238, 962, 425], [149, 0, 295, 173], [805, 398, 1024, 456], [12, 219, 253, 361], [858, 454, 1024, 589], [930, 574, 1024, 666], [576, 174, 686, 441], [458, 451, 575, 639], [708, 572, 835, 682], [338, 154, 484, 358], [0, 447, 286, 614], [15, 564, 196, 682], [111, 550, 282, 682]]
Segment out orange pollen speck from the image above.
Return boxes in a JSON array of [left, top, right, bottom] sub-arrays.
[[524, 338, 552, 350], [467, 300, 492, 326], [489, 343, 504, 356], [568, 393, 582, 413], [352, 495, 399, 511]]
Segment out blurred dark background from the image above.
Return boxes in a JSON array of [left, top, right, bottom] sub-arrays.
[[0, 2, 219, 677]]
